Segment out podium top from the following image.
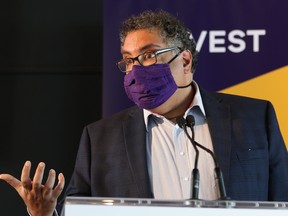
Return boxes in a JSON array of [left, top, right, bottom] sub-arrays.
[[64, 196, 288, 209]]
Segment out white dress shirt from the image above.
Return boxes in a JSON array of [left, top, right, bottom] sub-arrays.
[[144, 82, 219, 200]]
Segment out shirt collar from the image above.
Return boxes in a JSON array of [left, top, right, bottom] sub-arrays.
[[143, 81, 206, 131], [186, 81, 206, 117]]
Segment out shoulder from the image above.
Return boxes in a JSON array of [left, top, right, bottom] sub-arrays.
[[78, 106, 145, 145], [86, 106, 143, 130], [200, 87, 271, 107], [199, 88, 276, 119]]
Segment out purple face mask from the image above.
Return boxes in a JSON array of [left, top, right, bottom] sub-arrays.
[[124, 64, 178, 109]]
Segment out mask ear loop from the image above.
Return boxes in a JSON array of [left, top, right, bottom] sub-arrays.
[[178, 81, 193, 88], [168, 48, 192, 89]]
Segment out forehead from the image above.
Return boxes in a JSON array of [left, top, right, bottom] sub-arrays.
[[121, 28, 167, 54]]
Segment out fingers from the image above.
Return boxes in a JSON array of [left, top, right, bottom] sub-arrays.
[[21, 161, 32, 190], [45, 169, 56, 189], [0, 161, 34, 194], [42, 169, 56, 197], [41, 167, 65, 200], [0, 161, 32, 192], [1, 161, 65, 200], [52, 173, 65, 198], [32, 162, 45, 188]]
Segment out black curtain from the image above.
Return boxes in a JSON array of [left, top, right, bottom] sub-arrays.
[[0, 0, 103, 214]]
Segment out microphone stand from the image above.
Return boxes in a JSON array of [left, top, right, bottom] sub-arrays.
[[176, 116, 200, 200], [186, 115, 229, 200]]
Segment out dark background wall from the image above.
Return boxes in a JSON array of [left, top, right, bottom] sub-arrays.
[[0, 0, 103, 214]]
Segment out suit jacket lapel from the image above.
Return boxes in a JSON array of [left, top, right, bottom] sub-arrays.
[[200, 89, 232, 191], [122, 107, 152, 198]]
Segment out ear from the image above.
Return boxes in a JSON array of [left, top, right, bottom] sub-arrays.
[[182, 49, 192, 74]]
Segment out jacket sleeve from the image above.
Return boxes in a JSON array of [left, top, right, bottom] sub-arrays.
[[57, 126, 92, 213], [267, 101, 288, 201]]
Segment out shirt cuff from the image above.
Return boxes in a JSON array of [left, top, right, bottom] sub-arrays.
[[27, 208, 59, 216]]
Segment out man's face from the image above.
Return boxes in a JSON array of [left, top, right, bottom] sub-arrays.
[[121, 28, 190, 86], [121, 28, 193, 115]]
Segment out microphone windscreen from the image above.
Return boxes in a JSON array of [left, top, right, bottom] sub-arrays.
[[176, 116, 186, 128], [186, 115, 195, 127]]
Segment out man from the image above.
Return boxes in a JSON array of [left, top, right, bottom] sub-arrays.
[[1, 10, 288, 216]]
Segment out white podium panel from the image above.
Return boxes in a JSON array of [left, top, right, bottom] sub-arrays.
[[62, 197, 288, 216]]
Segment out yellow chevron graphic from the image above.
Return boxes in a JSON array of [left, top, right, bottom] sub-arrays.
[[220, 65, 288, 148]]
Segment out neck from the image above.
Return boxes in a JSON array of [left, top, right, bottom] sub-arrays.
[[164, 86, 195, 123]]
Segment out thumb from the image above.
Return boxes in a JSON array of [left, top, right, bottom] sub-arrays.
[[0, 174, 21, 190]]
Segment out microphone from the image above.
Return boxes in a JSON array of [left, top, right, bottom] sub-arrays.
[[176, 116, 200, 200], [186, 115, 229, 200]]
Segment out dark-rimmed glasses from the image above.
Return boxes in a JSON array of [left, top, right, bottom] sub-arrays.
[[116, 47, 183, 73]]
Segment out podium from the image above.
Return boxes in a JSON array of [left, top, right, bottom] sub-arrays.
[[61, 197, 288, 216]]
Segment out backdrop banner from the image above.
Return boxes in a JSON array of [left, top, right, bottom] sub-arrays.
[[103, 0, 288, 146]]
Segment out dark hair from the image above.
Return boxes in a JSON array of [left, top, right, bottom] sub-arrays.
[[119, 10, 198, 73]]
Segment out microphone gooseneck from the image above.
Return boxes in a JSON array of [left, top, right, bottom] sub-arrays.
[[185, 115, 229, 200], [176, 116, 200, 200]]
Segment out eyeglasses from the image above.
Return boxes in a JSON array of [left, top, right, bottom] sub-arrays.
[[116, 47, 183, 73]]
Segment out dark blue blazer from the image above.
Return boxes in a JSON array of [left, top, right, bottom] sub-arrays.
[[63, 88, 288, 203]]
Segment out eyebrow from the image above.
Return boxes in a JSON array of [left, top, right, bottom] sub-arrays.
[[121, 44, 163, 56]]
